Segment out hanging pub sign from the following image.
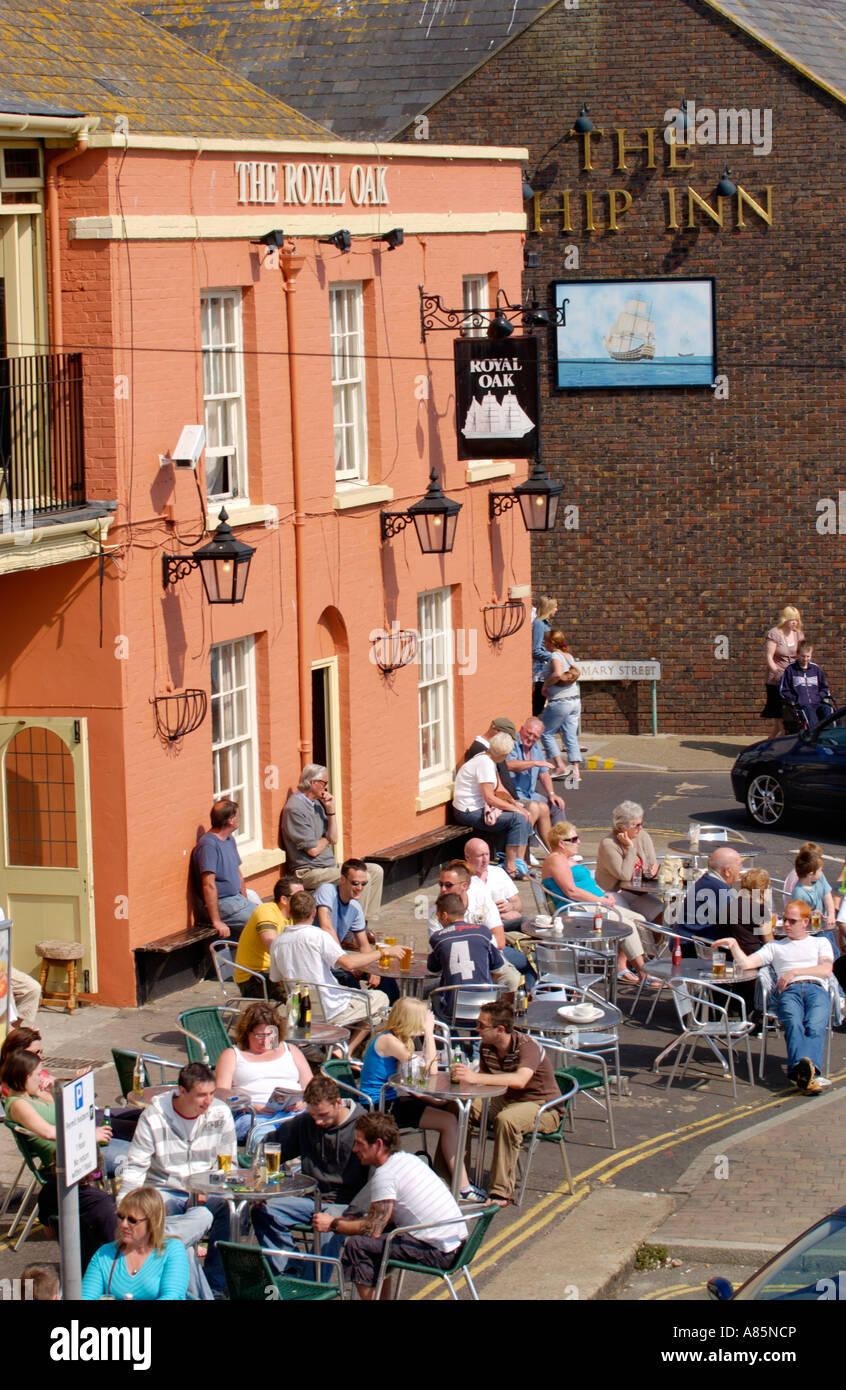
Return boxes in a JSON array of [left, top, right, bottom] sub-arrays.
[[453, 337, 538, 460]]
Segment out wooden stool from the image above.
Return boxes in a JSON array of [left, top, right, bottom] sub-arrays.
[[35, 940, 84, 1013]]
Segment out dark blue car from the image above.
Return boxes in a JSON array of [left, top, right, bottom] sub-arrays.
[[731, 705, 846, 828]]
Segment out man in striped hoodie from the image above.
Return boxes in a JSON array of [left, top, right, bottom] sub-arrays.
[[119, 1062, 237, 1296]]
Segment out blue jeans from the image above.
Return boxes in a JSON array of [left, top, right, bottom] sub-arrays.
[[453, 806, 529, 848], [161, 1188, 230, 1293], [251, 1195, 346, 1281], [541, 699, 581, 764], [503, 945, 537, 992], [775, 981, 830, 1074]]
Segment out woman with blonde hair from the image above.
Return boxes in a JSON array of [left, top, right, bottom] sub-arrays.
[[82, 1186, 190, 1300], [532, 596, 559, 715], [762, 605, 804, 737], [359, 998, 486, 1201], [540, 822, 656, 986]]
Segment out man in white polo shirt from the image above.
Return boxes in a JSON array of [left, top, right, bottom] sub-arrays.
[[313, 1111, 468, 1300], [715, 898, 834, 1093], [270, 891, 402, 1054]]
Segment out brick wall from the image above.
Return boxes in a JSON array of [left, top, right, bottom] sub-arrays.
[[411, 0, 846, 733]]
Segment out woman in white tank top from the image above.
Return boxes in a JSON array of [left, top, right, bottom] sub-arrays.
[[215, 1001, 312, 1140]]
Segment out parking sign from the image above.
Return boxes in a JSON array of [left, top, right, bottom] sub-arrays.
[[59, 1070, 97, 1185]]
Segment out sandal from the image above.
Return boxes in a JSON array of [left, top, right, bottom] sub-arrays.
[[616, 969, 639, 984]]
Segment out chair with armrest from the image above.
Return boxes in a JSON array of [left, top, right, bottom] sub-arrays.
[[176, 1005, 240, 1066], [371, 1205, 498, 1301], [3, 1121, 48, 1251], [664, 978, 755, 1097], [111, 1047, 182, 1104], [218, 1241, 345, 1301], [209, 940, 269, 1003], [526, 1034, 616, 1149]]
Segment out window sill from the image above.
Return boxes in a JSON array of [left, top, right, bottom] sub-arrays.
[[333, 483, 394, 511], [464, 461, 516, 484], [415, 783, 454, 813], [205, 502, 278, 529], [240, 848, 285, 880]]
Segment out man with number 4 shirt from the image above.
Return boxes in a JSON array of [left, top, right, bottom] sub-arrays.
[[427, 892, 508, 1014]]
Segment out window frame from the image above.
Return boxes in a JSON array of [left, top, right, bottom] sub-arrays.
[[329, 281, 368, 483], [200, 288, 249, 503], [210, 635, 261, 856], [417, 587, 455, 792], [462, 274, 489, 339]]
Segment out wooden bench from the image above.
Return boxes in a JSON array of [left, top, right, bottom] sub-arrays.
[[367, 823, 470, 900], [133, 924, 217, 1005]]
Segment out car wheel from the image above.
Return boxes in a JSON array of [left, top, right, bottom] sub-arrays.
[[746, 774, 786, 827]]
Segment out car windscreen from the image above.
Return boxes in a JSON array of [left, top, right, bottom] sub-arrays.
[[734, 1214, 846, 1300]]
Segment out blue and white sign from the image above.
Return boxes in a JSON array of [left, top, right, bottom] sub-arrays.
[[60, 1070, 96, 1186]]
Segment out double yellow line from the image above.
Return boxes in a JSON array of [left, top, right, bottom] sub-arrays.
[[413, 1071, 846, 1299]]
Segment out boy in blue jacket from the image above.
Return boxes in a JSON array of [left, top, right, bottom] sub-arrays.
[[780, 641, 832, 728]]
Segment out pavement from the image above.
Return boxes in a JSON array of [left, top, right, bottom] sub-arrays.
[[2, 731, 844, 1302]]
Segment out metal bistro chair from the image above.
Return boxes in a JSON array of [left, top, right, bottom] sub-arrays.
[[428, 983, 506, 1042], [218, 1241, 346, 1301], [534, 941, 606, 997], [177, 1005, 240, 1066], [282, 976, 387, 1047], [630, 927, 720, 1024], [757, 977, 837, 1082], [371, 1205, 498, 1301], [111, 1047, 182, 1103], [209, 940, 269, 1003], [527, 1034, 616, 1149], [3, 1122, 48, 1251], [320, 1056, 373, 1109], [664, 978, 755, 1097]]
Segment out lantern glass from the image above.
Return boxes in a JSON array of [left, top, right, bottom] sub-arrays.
[[413, 509, 458, 554], [517, 489, 560, 532]]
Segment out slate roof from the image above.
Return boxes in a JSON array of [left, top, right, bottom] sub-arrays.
[[130, 0, 556, 141], [0, 0, 332, 139], [0, 85, 84, 117], [703, 0, 846, 101], [132, 0, 846, 142]]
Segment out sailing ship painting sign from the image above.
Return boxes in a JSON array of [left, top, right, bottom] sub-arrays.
[[454, 337, 538, 459], [553, 278, 716, 389]]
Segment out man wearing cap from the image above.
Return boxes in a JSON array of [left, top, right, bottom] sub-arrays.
[[462, 717, 539, 872]]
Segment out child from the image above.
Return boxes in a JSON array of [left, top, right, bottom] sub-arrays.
[[779, 640, 832, 729], [793, 848, 836, 939]]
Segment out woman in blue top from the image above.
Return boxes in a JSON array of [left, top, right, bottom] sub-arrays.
[[82, 1186, 190, 1300], [541, 822, 657, 986], [359, 998, 485, 1201]]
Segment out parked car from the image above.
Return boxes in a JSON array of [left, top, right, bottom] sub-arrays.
[[731, 705, 846, 828], [708, 1206, 846, 1300]]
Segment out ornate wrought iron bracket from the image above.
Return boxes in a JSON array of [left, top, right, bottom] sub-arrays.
[[419, 285, 568, 341], [162, 554, 199, 589]]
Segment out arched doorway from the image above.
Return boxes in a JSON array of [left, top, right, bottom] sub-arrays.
[[312, 608, 348, 863], [0, 717, 95, 989]]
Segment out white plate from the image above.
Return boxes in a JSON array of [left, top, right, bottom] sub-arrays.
[[557, 1005, 603, 1023]]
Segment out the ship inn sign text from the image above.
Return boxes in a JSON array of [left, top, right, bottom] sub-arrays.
[[454, 337, 538, 460]]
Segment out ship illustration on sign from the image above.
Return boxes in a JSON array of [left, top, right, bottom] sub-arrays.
[[603, 299, 656, 362], [461, 391, 534, 439]]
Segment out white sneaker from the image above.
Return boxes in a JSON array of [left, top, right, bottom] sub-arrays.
[[816, 1076, 833, 1088]]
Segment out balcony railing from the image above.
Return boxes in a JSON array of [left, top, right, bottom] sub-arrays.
[[0, 352, 85, 517]]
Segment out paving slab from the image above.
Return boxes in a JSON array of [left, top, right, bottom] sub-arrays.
[[652, 1087, 846, 1263], [478, 1188, 675, 1300], [581, 734, 753, 774]]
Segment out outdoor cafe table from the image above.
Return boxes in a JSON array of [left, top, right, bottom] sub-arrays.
[[523, 997, 622, 1037], [371, 953, 437, 998], [186, 1169, 319, 1245], [666, 840, 766, 871], [286, 1022, 350, 1053], [387, 1070, 506, 1199]]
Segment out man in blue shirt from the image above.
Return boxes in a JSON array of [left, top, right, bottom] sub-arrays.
[[316, 860, 400, 1004], [506, 716, 567, 850], [192, 799, 254, 940], [671, 846, 743, 945]]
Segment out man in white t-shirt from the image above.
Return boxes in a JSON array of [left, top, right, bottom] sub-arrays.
[[716, 898, 834, 1093], [427, 860, 521, 991], [312, 1111, 468, 1299], [270, 892, 402, 1053]]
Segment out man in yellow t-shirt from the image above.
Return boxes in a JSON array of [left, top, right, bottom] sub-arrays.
[[234, 875, 303, 998]]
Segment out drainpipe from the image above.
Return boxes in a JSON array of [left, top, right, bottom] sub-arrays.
[[281, 250, 312, 767], [45, 136, 90, 352]]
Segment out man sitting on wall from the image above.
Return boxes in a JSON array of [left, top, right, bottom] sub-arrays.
[[191, 799, 255, 941], [279, 765, 384, 925]]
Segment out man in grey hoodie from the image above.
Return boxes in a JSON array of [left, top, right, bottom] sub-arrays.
[[251, 1074, 368, 1271], [119, 1062, 237, 1295]]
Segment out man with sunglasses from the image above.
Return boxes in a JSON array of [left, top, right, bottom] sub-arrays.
[[715, 900, 834, 1093]]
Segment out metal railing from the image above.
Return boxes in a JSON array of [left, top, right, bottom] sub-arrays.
[[0, 352, 85, 517]]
